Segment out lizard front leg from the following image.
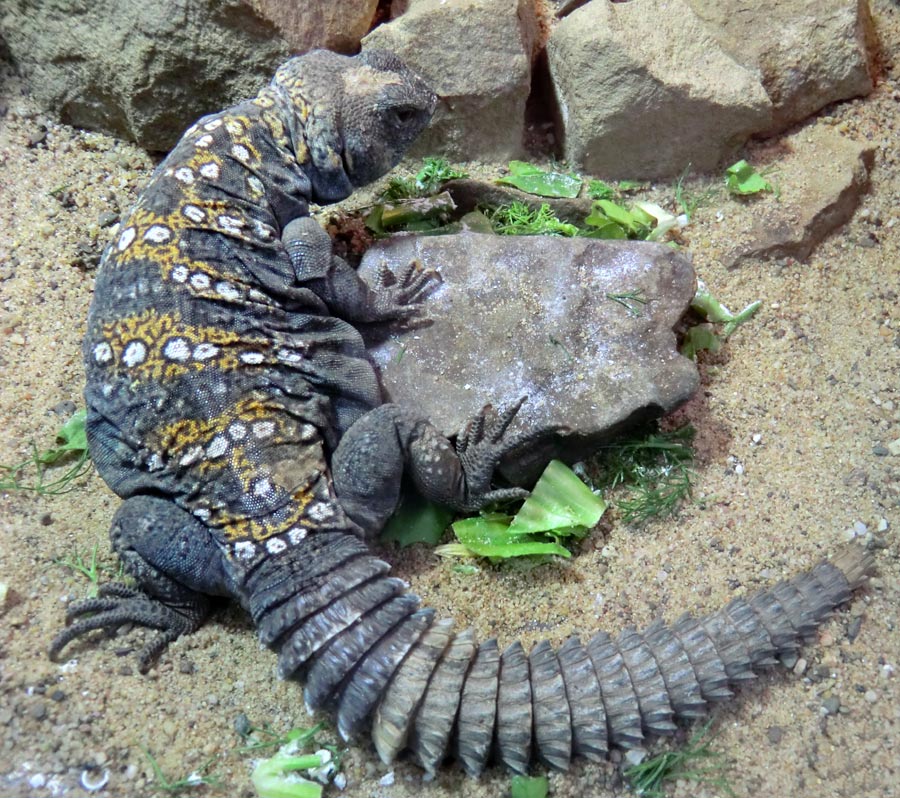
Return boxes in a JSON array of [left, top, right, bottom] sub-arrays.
[[331, 400, 530, 537], [282, 215, 437, 323]]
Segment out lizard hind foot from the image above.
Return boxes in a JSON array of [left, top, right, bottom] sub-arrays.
[[48, 582, 209, 673]]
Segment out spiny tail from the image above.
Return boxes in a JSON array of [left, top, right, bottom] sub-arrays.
[[246, 539, 874, 776]]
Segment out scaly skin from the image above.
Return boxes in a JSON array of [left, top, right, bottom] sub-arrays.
[[50, 49, 875, 777]]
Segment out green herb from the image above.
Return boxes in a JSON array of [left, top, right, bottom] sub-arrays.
[[382, 156, 469, 200], [587, 179, 616, 200], [365, 191, 457, 235], [497, 160, 582, 198], [605, 289, 648, 316], [381, 489, 454, 548], [251, 753, 327, 798], [673, 166, 719, 221], [587, 178, 646, 200], [588, 425, 695, 525], [143, 748, 221, 794], [452, 563, 480, 575], [244, 721, 343, 798], [724, 159, 773, 196], [52, 543, 121, 597], [488, 202, 579, 237], [581, 199, 676, 241], [238, 722, 326, 754], [511, 774, 549, 798], [436, 460, 606, 561], [624, 721, 733, 797], [682, 284, 761, 358], [0, 409, 91, 495]]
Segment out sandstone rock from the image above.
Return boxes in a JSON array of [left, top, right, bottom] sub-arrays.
[[546, 0, 772, 179], [363, 0, 537, 162], [726, 124, 875, 265], [248, 0, 379, 54], [359, 232, 698, 484], [688, 0, 877, 134], [0, 0, 289, 151]]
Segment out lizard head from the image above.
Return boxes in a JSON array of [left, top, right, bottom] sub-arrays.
[[272, 50, 436, 204]]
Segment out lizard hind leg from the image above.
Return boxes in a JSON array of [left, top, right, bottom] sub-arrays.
[[49, 495, 231, 672]]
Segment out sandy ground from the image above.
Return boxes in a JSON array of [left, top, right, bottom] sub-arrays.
[[1, 4, 899, 798]]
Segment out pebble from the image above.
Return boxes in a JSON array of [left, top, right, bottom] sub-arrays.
[[792, 657, 808, 676], [822, 695, 841, 716], [379, 771, 395, 787], [29, 702, 48, 721], [865, 690, 879, 704], [767, 726, 784, 744]]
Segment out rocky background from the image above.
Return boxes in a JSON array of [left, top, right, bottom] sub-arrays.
[[0, 2, 899, 798], [0, 0, 878, 174]]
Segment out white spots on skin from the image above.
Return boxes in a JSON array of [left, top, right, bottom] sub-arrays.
[[122, 340, 147, 367], [240, 351, 265, 365], [215, 281, 241, 302], [247, 175, 264, 195], [248, 289, 269, 304], [174, 167, 195, 184], [195, 134, 214, 149], [287, 526, 308, 544], [189, 272, 211, 291], [266, 537, 287, 555], [231, 143, 251, 162], [182, 204, 205, 223], [253, 477, 274, 497], [144, 225, 172, 244], [225, 119, 244, 136], [228, 421, 247, 441], [171, 265, 189, 283], [308, 502, 335, 522], [207, 435, 229, 459], [163, 337, 192, 362], [276, 348, 304, 365], [147, 452, 164, 472], [92, 342, 113, 364], [193, 507, 211, 521], [203, 118, 223, 131], [193, 342, 219, 361], [218, 215, 245, 235], [252, 420, 276, 439], [117, 227, 136, 251], [234, 541, 256, 560], [199, 162, 220, 180], [253, 220, 275, 241], [179, 445, 204, 467], [299, 423, 318, 442]]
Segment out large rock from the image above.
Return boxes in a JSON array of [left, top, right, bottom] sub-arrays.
[[727, 124, 876, 265], [688, 0, 877, 134], [546, 0, 772, 179], [359, 232, 699, 484], [0, 0, 290, 151], [248, 0, 379, 54], [363, 0, 537, 161]]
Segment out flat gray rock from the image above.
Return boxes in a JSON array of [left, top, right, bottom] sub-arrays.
[[359, 232, 699, 484]]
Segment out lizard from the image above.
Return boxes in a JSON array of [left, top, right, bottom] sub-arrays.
[[50, 48, 876, 777]]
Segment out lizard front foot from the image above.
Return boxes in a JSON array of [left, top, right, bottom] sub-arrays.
[[367, 258, 441, 322], [454, 398, 534, 511]]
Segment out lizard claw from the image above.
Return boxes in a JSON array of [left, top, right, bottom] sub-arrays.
[[455, 397, 531, 511], [49, 582, 208, 673], [370, 259, 441, 321]]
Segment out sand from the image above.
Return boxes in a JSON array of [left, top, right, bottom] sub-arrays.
[[1, 4, 898, 797]]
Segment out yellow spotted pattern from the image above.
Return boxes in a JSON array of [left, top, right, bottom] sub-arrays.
[[99, 308, 265, 382]]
